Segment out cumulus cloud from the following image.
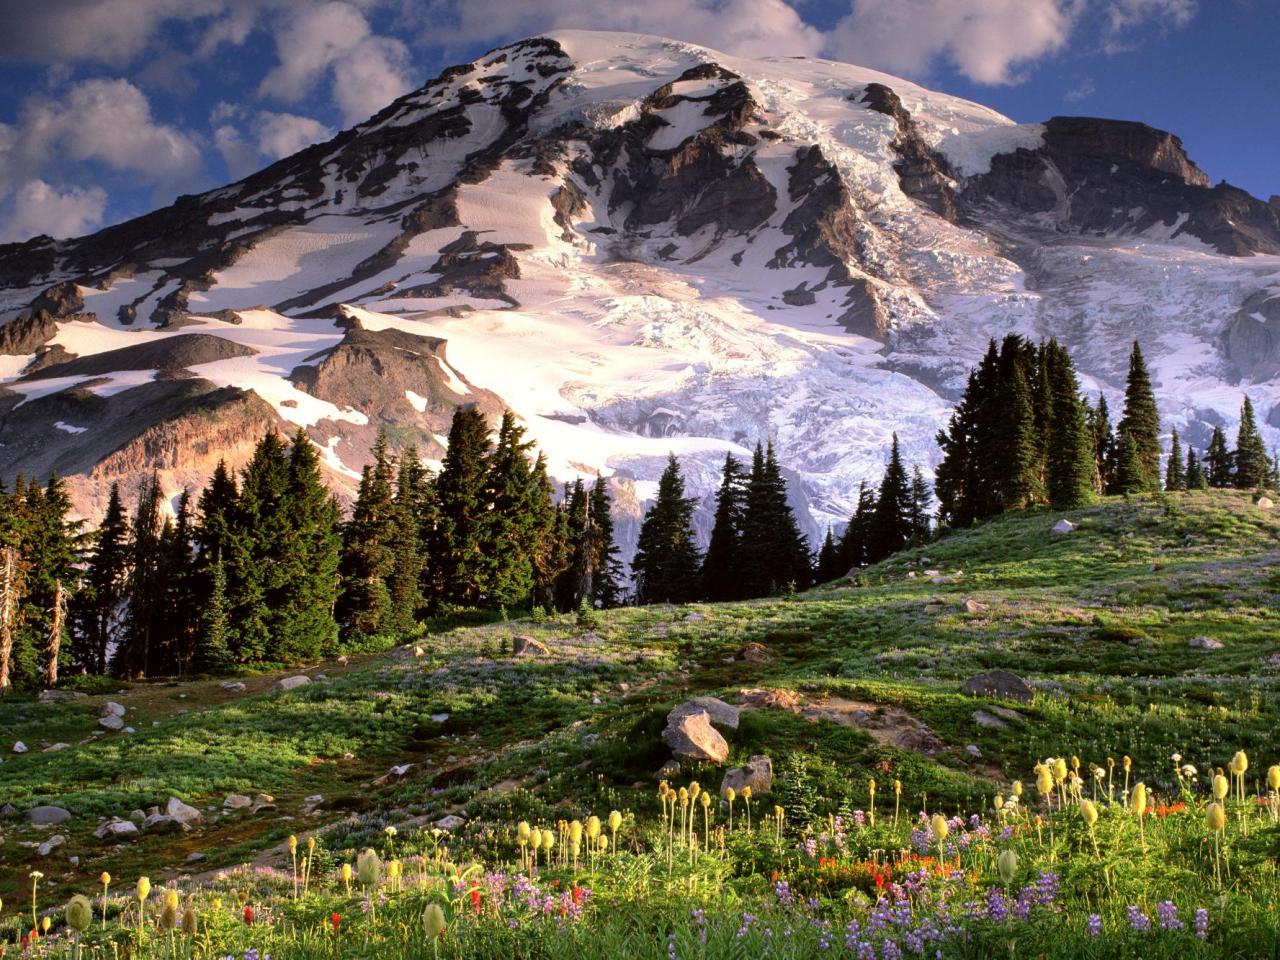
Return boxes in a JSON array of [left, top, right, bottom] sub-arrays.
[[1, 179, 108, 242], [1103, 0, 1197, 53], [213, 104, 335, 178], [422, 0, 825, 59], [827, 0, 1084, 85], [259, 1, 414, 123], [0, 0, 226, 66], [0, 79, 204, 197]]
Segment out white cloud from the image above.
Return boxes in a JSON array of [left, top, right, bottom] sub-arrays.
[[0, 79, 204, 197], [259, 1, 414, 123], [1107, 0, 1197, 33], [1, 179, 108, 242], [0, 0, 226, 66], [827, 0, 1084, 85], [423, 0, 825, 59], [213, 104, 335, 178]]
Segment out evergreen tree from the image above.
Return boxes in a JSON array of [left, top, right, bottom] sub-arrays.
[[993, 338, 1042, 512], [336, 432, 397, 638], [1185, 447, 1208, 490], [1165, 428, 1185, 491], [701, 454, 747, 601], [228, 431, 292, 662], [1205, 427, 1233, 487], [115, 474, 165, 677], [839, 481, 877, 569], [199, 549, 232, 671], [431, 407, 492, 607], [1113, 434, 1146, 495], [1044, 341, 1095, 507], [1114, 342, 1162, 490], [19, 475, 81, 687], [934, 344, 997, 527], [815, 528, 843, 583], [554, 479, 591, 610], [739, 442, 810, 596], [528, 453, 570, 612], [908, 466, 932, 545], [587, 476, 624, 609], [158, 490, 198, 674], [482, 413, 540, 610], [867, 434, 912, 563], [1088, 395, 1116, 494], [1269, 450, 1280, 491], [73, 483, 129, 674], [632, 455, 702, 605], [0, 483, 21, 692], [1233, 396, 1270, 489], [384, 449, 429, 636]]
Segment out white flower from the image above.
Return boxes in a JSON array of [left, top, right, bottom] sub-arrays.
[[1171, 753, 1182, 763], [1182, 764, 1197, 777]]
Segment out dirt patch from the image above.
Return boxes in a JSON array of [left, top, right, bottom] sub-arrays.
[[738, 688, 945, 756]]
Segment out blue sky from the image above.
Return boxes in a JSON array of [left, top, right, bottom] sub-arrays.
[[0, 0, 1275, 243]]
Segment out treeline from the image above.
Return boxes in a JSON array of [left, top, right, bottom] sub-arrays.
[[0, 411, 625, 691]]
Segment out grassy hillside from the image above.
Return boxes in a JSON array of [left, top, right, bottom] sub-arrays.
[[2, 490, 1279, 956]]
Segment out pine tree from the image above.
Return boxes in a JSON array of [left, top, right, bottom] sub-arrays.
[[73, 483, 129, 674], [1233, 396, 1270, 489], [587, 476, 624, 609], [555, 479, 591, 610], [1268, 450, 1280, 491], [384, 449, 429, 636], [199, 549, 232, 671], [1185, 447, 1208, 490], [633, 455, 702, 605], [115, 474, 165, 678], [1088, 395, 1116, 494], [815, 528, 843, 583], [24, 475, 81, 686], [482, 413, 540, 610], [935, 343, 999, 526], [431, 407, 492, 607], [867, 434, 912, 562], [1044, 341, 1095, 507], [1205, 427, 1233, 487], [158, 490, 198, 674], [337, 433, 397, 638], [1113, 434, 1146, 495], [839, 481, 877, 569], [1115, 342, 1162, 491], [528, 453, 570, 612], [739, 443, 810, 596], [1165, 428, 1185, 491], [228, 431, 292, 662], [702, 454, 747, 601], [908, 466, 932, 545], [993, 338, 1043, 512]]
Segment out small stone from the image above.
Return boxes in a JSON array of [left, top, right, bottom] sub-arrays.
[[185, 852, 206, 863], [337, 655, 350, 666], [683, 612, 705, 621], [124, 726, 136, 733], [657, 759, 682, 780], [130, 809, 146, 823], [69, 856, 79, 866], [224, 794, 252, 810], [94, 818, 139, 839], [100, 701, 126, 718], [434, 814, 467, 831], [142, 814, 183, 834], [38, 689, 87, 702], [742, 642, 772, 663], [906, 571, 917, 579], [965, 744, 982, 757], [271, 675, 310, 692], [962, 598, 987, 614], [98, 715, 124, 731], [27, 805, 72, 825], [591, 695, 602, 705], [1257, 496, 1275, 509], [1189, 636, 1224, 650], [973, 709, 1008, 729], [219, 681, 248, 693], [512, 635, 550, 656], [430, 712, 450, 723], [13, 741, 28, 753], [667, 697, 740, 731], [662, 711, 729, 764], [962, 670, 1036, 705], [720, 755, 773, 795], [1051, 519, 1076, 535], [37, 834, 66, 856], [166, 796, 203, 825], [43, 743, 70, 752]]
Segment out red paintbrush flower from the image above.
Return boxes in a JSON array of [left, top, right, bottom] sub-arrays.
[[331, 912, 341, 932], [469, 888, 482, 913], [243, 906, 254, 925]]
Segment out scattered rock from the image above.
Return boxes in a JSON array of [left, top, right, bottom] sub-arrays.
[[720, 755, 774, 795], [249, 794, 276, 813], [965, 744, 983, 757], [430, 712, 450, 723], [923, 569, 941, 577], [224, 794, 252, 810], [165, 796, 202, 825], [1257, 496, 1275, 509], [683, 612, 705, 621], [988, 705, 1024, 721], [337, 655, 350, 665], [742, 642, 772, 663], [738, 688, 801, 712], [130, 809, 146, 823], [961, 670, 1036, 705], [972, 709, 1008, 729], [512, 636, 550, 656], [906, 570, 917, 579], [392, 644, 425, 660], [43, 742, 70, 752], [657, 759, 682, 780], [1051, 519, 1076, 535], [94, 818, 139, 840], [27, 805, 71, 825], [272, 675, 310, 692], [961, 598, 988, 614], [1, 803, 17, 818], [38, 689, 87, 701], [661, 710, 730, 764], [37, 834, 66, 856], [374, 764, 414, 786], [668, 697, 740, 731], [13, 741, 28, 753], [185, 852, 206, 863], [219, 681, 248, 693], [434, 815, 467, 831], [142, 814, 183, 834], [1189, 636, 1224, 650], [100, 701, 126, 718], [98, 715, 124, 731]]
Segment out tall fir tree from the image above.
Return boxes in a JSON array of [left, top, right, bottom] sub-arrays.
[[632, 455, 702, 605], [867, 434, 913, 563], [993, 338, 1042, 512], [1185, 446, 1208, 490], [554, 479, 591, 611], [1205, 427, 1233, 488], [1088, 395, 1116, 494], [587, 476, 624, 609], [1165, 428, 1185, 491], [1114, 341, 1162, 491], [158, 490, 198, 674], [482, 413, 539, 609], [228, 431, 293, 662], [701, 454, 747, 601], [115, 474, 165, 678], [1233, 396, 1270, 490], [336, 432, 397, 638], [908, 466, 932, 546], [73, 482, 129, 674], [384, 449, 429, 636], [839, 481, 877, 569], [1113, 433, 1146, 495], [527, 453, 570, 612], [430, 407, 492, 607], [1044, 341, 1095, 507], [815, 528, 843, 583], [739, 442, 811, 596]]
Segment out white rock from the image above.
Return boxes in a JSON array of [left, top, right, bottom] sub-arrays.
[[165, 796, 203, 825], [1051, 519, 1076, 535], [271, 675, 310, 692], [98, 714, 124, 731], [13, 741, 28, 753], [99, 701, 126, 718], [37, 834, 66, 856]]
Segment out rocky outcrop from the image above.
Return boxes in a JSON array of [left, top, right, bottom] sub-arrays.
[[961, 670, 1036, 704], [964, 116, 1280, 255], [1224, 291, 1280, 382], [720, 755, 773, 795], [23, 334, 255, 381], [860, 83, 958, 221], [662, 710, 730, 763]]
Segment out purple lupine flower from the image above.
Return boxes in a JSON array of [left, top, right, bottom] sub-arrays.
[[1126, 905, 1151, 932], [774, 880, 793, 906], [737, 912, 756, 939], [692, 908, 707, 945], [1195, 908, 1209, 939], [985, 888, 1009, 924], [853, 810, 867, 829], [1156, 901, 1184, 931], [667, 931, 678, 960], [999, 826, 1013, 840], [804, 837, 819, 857], [1086, 914, 1102, 937], [882, 938, 903, 960]]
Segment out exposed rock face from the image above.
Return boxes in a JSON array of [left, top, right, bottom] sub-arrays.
[[662, 710, 730, 764], [964, 116, 1280, 255], [720, 755, 773, 795], [961, 670, 1036, 704], [860, 83, 958, 222]]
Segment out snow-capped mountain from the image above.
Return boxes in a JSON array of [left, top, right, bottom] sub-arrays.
[[2, 30, 1279, 553]]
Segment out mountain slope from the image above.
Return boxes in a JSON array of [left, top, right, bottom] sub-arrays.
[[1, 30, 1279, 551]]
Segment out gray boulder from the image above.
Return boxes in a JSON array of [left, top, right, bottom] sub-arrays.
[[661, 710, 730, 764], [142, 813, 183, 834], [94, 818, 140, 840], [165, 796, 202, 825], [1051, 519, 1076, 535], [38, 689, 87, 702], [43, 742, 71, 752], [100, 701, 126, 718], [720, 755, 773, 795], [271, 675, 310, 692], [668, 697, 740, 731], [28, 805, 72, 825], [223, 794, 253, 810], [37, 834, 66, 856], [12, 741, 28, 753], [1258, 496, 1275, 509], [98, 714, 124, 731], [1190, 636, 1224, 650], [973, 709, 1008, 729], [434, 814, 466, 831], [961, 670, 1036, 704], [512, 636, 550, 656], [219, 681, 248, 693]]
